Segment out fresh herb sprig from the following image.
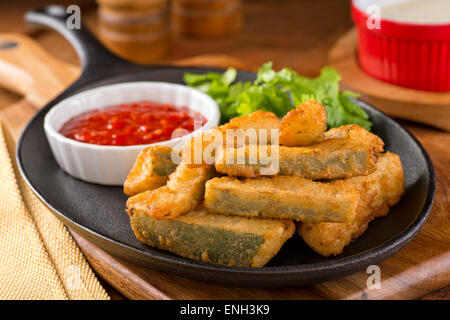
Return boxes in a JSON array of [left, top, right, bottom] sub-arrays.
[[183, 62, 372, 130]]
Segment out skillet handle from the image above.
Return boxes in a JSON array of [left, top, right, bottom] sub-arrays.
[[0, 33, 80, 107], [25, 5, 130, 76]]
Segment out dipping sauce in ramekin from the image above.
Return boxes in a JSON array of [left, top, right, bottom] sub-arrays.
[[59, 101, 207, 146], [352, 0, 450, 92], [44, 82, 219, 185], [380, 0, 450, 24]]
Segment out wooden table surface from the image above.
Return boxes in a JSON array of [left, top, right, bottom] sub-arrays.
[[0, 0, 448, 300]]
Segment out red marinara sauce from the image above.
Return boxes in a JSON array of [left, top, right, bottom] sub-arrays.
[[59, 101, 207, 146]]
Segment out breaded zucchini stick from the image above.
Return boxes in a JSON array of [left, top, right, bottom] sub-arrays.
[[298, 152, 404, 257], [225, 109, 281, 135], [124, 146, 179, 196], [182, 110, 281, 166], [205, 176, 360, 223], [324, 124, 384, 154], [128, 206, 295, 267], [215, 137, 378, 179], [126, 164, 215, 219], [127, 111, 279, 220], [280, 101, 327, 146]]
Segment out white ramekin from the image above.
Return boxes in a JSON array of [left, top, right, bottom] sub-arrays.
[[44, 82, 220, 185]]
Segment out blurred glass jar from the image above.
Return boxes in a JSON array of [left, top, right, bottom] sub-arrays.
[[96, 0, 170, 63], [172, 0, 243, 38]]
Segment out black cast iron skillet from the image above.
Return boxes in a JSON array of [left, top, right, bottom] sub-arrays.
[[16, 6, 435, 287]]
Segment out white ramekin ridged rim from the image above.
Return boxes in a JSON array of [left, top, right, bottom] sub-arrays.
[[44, 82, 220, 185]]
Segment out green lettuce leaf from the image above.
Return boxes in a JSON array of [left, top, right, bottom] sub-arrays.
[[183, 63, 372, 130]]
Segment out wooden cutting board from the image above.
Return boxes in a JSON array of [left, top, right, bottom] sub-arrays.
[[0, 33, 449, 300]]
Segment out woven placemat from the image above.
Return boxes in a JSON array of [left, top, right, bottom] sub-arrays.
[[0, 120, 109, 300]]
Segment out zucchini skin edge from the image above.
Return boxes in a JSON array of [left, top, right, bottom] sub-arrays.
[[128, 208, 295, 268]]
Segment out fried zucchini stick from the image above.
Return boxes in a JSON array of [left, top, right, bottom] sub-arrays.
[[129, 206, 295, 268], [280, 101, 327, 146], [124, 146, 179, 196], [126, 164, 215, 219], [182, 110, 281, 166], [324, 124, 384, 154], [215, 137, 378, 179], [205, 176, 360, 223], [127, 111, 279, 220], [298, 152, 404, 256]]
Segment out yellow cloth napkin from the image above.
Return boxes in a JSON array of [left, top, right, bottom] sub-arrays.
[[0, 120, 110, 300]]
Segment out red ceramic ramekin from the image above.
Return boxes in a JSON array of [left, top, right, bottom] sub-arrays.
[[351, 0, 450, 92]]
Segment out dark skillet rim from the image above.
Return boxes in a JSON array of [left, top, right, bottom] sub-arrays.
[[16, 74, 436, 280]]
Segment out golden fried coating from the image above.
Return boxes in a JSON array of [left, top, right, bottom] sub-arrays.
[[129, 205, 295, 268], [181, 110, 281, 167], [324, 124, 384, 154], [204, 175, 360, 223], [126, 112, 279, 219], [124, 145, 179, 196], [126, 164, 215, 220], [298, 152, 404, 257], [280, 101, 327, 146], [225, 110, 281, 136], [214, 136, 378, 179]]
